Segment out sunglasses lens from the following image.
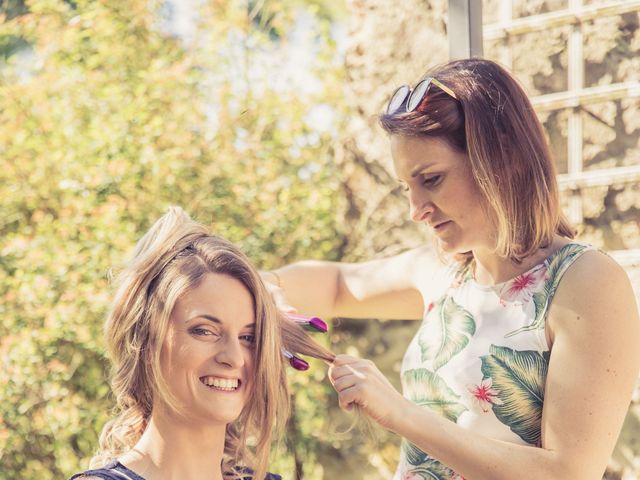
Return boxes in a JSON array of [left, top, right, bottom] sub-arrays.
[[387, 85, 410, 114], [407, 78, 432, 112]]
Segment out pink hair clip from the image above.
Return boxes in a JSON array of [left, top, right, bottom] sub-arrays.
[[282, 349, 309, 371], [287, 313, 328, 333], [282, 313, 327, 371]]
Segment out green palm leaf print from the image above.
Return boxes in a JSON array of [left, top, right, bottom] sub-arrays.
[[532, 243, 586, 323], [403, 368, 467, 421], [480, 345, 550, 445], [401, 368, 465, 469], [400, 446, 456, 478], [506, 243, 587, 337], [402, 439, 428, 466], [418, 296, 476, 370]]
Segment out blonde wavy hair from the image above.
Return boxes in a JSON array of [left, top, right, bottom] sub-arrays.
[[92, 206, 334, 479]]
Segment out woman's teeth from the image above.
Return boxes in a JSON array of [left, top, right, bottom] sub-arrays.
[[200, 376, 240, 391]]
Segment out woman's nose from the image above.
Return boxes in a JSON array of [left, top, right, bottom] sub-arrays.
[[215, 337, 245, 368], [409, 191, 433, 222]]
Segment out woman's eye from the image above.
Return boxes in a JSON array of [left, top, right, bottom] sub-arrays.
[[191, 327, 216, 337], [240, 334, 256, 344], [423, 175, 441, 186]]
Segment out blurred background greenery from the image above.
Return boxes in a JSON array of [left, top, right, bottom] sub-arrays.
[[1, 1, 349, 478], [1, 1, 638, 479]]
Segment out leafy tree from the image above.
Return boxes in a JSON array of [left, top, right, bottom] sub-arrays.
[[0, 1, 345, 478]]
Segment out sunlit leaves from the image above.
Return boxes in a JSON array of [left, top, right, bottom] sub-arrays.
[[0, 0, 345, 478]]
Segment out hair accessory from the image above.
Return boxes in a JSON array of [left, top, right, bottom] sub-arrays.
[[282, 313, 328, 371], [386, 76, 458, 114], [287, 313, 328, 333], [282, 349, 310, 371]]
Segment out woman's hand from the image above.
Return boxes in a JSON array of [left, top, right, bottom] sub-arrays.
[[328, 354, 408, 430]]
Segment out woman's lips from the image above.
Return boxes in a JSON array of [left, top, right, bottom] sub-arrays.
[[432, 220, 451, 232], [199, 376, 241, 391]]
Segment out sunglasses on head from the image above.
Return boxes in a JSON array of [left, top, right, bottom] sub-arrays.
[[386, 77, 458, 115]]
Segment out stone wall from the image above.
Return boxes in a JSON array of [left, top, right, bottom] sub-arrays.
[[331, 1, 640, 478]]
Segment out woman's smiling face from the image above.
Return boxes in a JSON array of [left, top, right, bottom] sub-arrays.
[[392, 135, 496, 255], [159, 272, 256, 425]]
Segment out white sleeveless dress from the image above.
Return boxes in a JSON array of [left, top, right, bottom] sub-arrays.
[[393, 242, 595, 480]]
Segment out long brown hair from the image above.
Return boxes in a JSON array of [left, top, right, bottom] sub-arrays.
[[380, 58, 574, 262], [93, 207, 334, 479]]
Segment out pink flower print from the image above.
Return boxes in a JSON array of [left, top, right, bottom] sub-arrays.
[[426, 302, 435, 314], [499, 264, 547, 305], [467, 378, 503, 413], [403, 472, 420, 480]]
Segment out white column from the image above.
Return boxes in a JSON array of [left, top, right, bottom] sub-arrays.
[[448, 0, 484, 59], [567, 0, 584, 225]]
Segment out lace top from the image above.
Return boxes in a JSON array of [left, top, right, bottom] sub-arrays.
[[394, 242, 595, 480]]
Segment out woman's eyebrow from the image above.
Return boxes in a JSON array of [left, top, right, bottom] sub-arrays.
[[188, 314, 256, 330], [188, 314, 221, 324], [410, 162, 436, 178]]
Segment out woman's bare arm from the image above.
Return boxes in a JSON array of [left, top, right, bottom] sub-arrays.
[[265, 245, 446, 320], [329, 250, 640, 479]]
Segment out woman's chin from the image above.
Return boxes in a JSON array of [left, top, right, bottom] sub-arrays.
[[191, 411, 242, 427], [436, 238, 461, 254]]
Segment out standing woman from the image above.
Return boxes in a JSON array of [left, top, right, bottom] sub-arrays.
[[71, 207, 333, 480], [263, 59, 640, 479]]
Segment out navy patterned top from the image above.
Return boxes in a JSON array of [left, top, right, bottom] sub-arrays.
[[69, 460, 282, 480]]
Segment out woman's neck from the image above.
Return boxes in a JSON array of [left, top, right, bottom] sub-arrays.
[[471, 235, 569, 286], [120, 409, 227, 480]]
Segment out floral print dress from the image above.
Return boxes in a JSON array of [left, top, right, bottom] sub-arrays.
[[393, 243, 595, 480]]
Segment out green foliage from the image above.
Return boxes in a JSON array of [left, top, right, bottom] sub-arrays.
[[402, 368, 466, 422], [0, 0, 345, 478], [418, 296, 476, 370], [480, 346, 550, 446], [398, 447, 456, 479]]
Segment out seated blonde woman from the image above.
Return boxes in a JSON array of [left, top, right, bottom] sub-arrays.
[[70, 207, 333, 480]]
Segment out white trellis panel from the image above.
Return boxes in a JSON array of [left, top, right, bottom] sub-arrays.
[[483, 0, 640, 264]]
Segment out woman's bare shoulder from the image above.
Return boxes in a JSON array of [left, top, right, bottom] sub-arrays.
[[559, 247, 631, 293], [550, 247, 638, 337]]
